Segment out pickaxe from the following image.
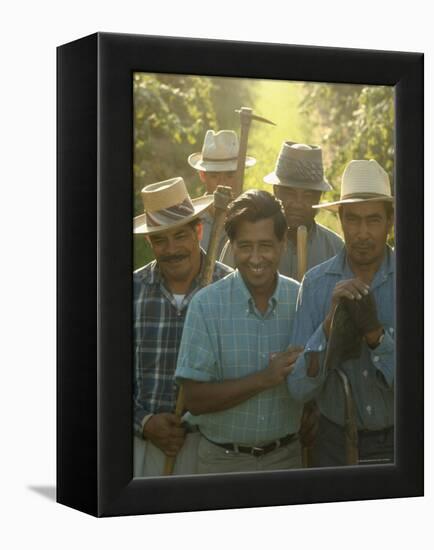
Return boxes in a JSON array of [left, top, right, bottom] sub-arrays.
[[233, 107, 276, 198], [163, 185, 233, 475]]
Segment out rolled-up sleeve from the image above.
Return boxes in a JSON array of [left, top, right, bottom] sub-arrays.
[[175, 295, 219, 383], [369, 328, 395, 388], [287, 276, 329, 402]]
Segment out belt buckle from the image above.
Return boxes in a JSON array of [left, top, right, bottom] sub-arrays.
[[251, 446, 266, 457]]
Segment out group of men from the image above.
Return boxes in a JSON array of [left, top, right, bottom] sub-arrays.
[[133, 129, 395, 477]]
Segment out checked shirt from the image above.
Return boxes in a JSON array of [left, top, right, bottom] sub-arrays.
[[175, 270, 302, 445], [133, 254, 232, 437]]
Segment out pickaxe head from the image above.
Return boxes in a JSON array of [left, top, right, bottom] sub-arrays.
[[235, 107, 276, 126]]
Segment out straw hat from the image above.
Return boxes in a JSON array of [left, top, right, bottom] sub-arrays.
[[264, 141, 332, 192], [188, 130, 256, 172], [133, 177, 213, 235], [313, 159, 393, 212]]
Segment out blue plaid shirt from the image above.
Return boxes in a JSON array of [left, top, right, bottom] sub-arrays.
[[175, 270, 301, 445], [133, 253, 232, 437], [288, 247, 395, 430]]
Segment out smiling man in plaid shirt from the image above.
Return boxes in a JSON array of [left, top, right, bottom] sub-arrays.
[[133, 177, 231, 477], [175, 190, 303, 474]]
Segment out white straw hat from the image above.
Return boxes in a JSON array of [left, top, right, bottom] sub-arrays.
[[133, 177, 213, 235], [188, 130, 256, 172], [313, 159, 393, 212]]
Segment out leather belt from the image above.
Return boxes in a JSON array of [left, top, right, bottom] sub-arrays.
[[206, 433, 298, 457]]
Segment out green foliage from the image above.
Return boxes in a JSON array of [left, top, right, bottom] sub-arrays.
[[134, 73, 217, 212], [299, 83, 394, 244], [133, 73, 254, 269], [300, 83, 395, 199]]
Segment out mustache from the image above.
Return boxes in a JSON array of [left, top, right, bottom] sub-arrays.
[[160, 254, 188, 263], [352, 240, 374, 248]]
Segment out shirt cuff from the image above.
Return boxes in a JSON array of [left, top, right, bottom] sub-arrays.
[[175, 366, 215, 383], [368, 329, 395, 386], [304, 323, 328, 355], [303, 322, 328, 373], [141, 413, 154, 439]]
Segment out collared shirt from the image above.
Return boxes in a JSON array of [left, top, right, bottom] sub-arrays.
[[219, 221, 344, 280], [175, 270, 301, 445], [133, 253, 232, 437], [200, 210, 228, 259], [288, 247, 395, 430]]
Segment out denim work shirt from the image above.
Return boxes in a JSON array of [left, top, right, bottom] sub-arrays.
[[175, 270, 301, 445], [288, 247, 395, 431], [219, 221, 343, 281], [133, 253, 232, 437]]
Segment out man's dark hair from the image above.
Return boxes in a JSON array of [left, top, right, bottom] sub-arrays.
[[338, 201, 394, 220], [225, 189, 287, 242]]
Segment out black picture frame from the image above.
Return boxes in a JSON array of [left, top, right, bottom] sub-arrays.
[[57, 32, 424, 517]]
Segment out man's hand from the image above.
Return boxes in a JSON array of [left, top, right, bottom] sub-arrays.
[[261, 346, 303, 389], [324, 278, 370, 338], [341, 293, 382, 338], [143, 413, 186, 457]]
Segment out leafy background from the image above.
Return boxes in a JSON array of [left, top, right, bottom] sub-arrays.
[[134, 73, 394, 269]]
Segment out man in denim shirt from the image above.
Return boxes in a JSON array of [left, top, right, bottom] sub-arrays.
[[221, 141, 343, 280], [288, 160, 395, 467]]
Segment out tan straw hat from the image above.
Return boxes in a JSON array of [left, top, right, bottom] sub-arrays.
[[264, 141, 332, 192], [133, 177, 213, 235], [313, 159, 393, 212], [188, 130, 256, 172]]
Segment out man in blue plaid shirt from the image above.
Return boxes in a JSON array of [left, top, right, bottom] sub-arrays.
[[176, 190, 303, 474], [133, 177, 231, 477]]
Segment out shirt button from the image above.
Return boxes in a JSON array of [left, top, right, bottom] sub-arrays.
[[318, 344, 323, 352], [366, 405, 372, 415], [389, 327, 394, 334], [373, 356, 380, 363], [363, 370, 368, 378]]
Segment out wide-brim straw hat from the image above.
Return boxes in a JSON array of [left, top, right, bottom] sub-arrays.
[[133, 177, 213, 235], [264, 141, 332, 192], [188, 129, 256, 172], [313, 159, 394, 212]]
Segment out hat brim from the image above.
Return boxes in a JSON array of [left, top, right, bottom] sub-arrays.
[[263, 171, 332, 192], [133, 195, 214, 235], [312, 196, 394, 212], [188, 152, 256, 172]]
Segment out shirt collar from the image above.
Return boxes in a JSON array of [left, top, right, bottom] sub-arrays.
[[233, 269, 281, 311], [325, 245, 395, 280]]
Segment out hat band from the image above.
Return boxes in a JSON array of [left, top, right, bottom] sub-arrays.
[[276, 156, 324, 183], [201, 156, 238, 162], [342, 192, 392, 200], [146, 197, 195, 228]]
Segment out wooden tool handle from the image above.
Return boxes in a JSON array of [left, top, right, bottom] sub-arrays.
[[163, 186, 232, 475], [296, 225, 308, 281], [162, 386, 185, 476], [200, 186, 232, 287], [234, 107, 252, 198]]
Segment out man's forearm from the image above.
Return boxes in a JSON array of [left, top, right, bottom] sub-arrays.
[[182, 373, 268, 415]]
